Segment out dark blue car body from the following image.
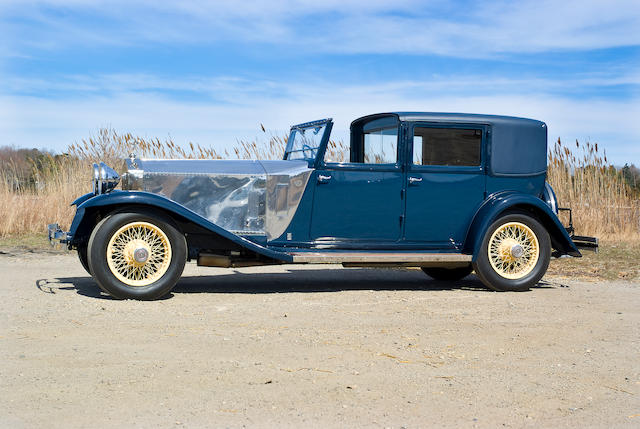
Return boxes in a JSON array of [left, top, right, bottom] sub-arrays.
[[50, 112, 595, 299]]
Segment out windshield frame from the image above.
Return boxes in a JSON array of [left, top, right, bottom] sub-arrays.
[[283, 118, 333, 167]]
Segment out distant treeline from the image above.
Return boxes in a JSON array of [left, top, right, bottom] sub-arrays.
[[0, 146, 71, 191], [621, 163, 640, 196]]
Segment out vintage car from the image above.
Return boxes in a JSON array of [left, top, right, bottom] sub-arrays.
[[49, 112, 597, 300]]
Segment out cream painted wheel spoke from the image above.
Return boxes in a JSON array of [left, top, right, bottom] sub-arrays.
[[488, 221, 540, 279], [106, 221, 172, 287]]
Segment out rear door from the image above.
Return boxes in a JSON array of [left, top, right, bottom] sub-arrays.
[[403, 123, 487, 248]]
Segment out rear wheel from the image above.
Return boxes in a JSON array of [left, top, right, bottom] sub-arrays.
[[421, 265, 473, 281], [87, 211, 187, 300], [473, 213, 550, 292]]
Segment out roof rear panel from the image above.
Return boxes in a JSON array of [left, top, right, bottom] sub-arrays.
[[490, 118, 547, 176]]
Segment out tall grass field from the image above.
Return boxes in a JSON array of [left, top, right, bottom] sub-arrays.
[[1, 128, 638, 241]]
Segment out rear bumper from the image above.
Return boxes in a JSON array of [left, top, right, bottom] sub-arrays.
[[558, 207, 599, 253], [571, 235, 599, 253]]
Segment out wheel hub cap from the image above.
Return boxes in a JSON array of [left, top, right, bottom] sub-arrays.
[[133, 247, 149, 263], [122, 239, 151, 267], [510, 243, 524, 259], [497, 238, 520, 263]]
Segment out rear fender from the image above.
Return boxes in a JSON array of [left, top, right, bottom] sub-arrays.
[[464, 191, 581, 260], [69, 191, 292, 262]]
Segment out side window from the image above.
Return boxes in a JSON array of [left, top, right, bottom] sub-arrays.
[[328, 116, 399, 165], [363, 126, 397, 164], [413, 127, 481, 166]]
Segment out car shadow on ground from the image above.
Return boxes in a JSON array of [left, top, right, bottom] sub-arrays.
[[37, 267, 558, 300], [172, 268, 491, 295], [36, 276, 115, 300]]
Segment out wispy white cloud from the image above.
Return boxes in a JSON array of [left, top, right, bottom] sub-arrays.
[[5, 68, 639, 100], [3, 0, 640, 56]]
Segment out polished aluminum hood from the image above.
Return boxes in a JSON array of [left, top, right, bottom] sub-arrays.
[[122, 158, 312, 240]]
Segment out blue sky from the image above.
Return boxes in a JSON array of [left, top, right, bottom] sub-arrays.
[[2, 0, 639, 165]]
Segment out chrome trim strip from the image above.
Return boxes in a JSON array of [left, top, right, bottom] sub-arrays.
[[290, 252, 473, 263]]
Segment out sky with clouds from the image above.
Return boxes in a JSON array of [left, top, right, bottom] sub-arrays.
[[2, 0, 639, 164]]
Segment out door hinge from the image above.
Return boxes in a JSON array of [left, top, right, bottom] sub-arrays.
[[400, 189, 405, 199], [399, 215, 405, 225]]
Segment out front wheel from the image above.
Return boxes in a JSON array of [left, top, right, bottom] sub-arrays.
[[473, 213, 550, 292], [77, 243, 91, 275], [87, 211, 187, 300]]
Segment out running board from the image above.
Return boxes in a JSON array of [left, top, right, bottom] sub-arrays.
[[290, 252, 472, 266]]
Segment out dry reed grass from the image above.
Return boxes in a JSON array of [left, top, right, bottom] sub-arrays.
[[0, 155, 83, 236], [0, 128, 637, 242], [547, 138, 640, 240]]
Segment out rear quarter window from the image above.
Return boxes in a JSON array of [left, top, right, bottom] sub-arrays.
[[413, 127, 481, 166]]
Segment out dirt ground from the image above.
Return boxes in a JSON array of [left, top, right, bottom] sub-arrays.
[[1, 251, 638, 428]]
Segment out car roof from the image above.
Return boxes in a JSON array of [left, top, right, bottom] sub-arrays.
[[352, 112, 545, 128], [351, 112, 548, 176]]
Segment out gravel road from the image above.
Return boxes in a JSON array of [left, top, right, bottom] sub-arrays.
[[1, 251, 639, 428]]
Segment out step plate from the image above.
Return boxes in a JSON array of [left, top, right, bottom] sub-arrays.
[[290, 252, 472, 264]]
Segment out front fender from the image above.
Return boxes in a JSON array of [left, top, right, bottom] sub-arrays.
[[71, 192, 95, 207], [69, 190, 292, 262], [464, 191, 581, 260]]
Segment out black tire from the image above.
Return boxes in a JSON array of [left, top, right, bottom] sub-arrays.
[[87, 211, 187, 300], [77, 243, 91, 275], [421, 265, 473, 281], [472, 213, 551, 292]]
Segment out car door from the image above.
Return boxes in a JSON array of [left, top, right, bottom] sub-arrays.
[[310, 119, 403, 243], [403, 123, 487, 248]]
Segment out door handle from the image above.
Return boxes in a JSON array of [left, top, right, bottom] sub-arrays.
[[408, 176, 422, 185], [317, 174, 332, 184]]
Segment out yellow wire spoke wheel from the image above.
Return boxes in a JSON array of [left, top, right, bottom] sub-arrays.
[[488, 221, 539, 279], [106, 221, 172, 287]]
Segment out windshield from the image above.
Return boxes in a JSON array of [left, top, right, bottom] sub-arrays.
[[284, 119, 332, 161]]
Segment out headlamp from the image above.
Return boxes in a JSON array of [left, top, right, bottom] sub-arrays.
[[92, 161, 120, 195]]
